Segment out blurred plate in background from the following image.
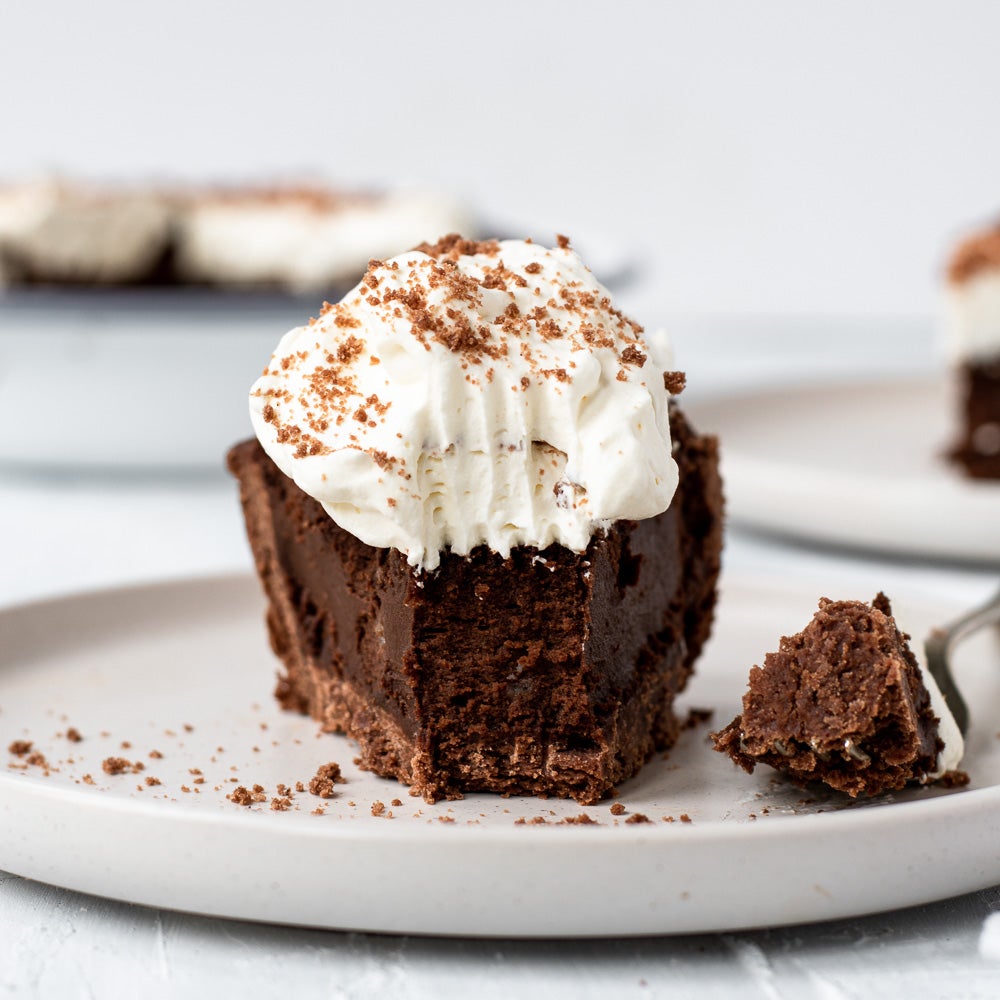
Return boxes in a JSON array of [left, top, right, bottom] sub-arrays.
[[0, 290, 314, 471], [686, 374, 1000, 565]]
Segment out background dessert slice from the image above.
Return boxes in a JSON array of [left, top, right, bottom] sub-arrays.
[[0, 179, 173, 285], [0, 178, 469, 292], [229, 235, 723, 802], [712, 593, 963, 797], [944, 223, 1000, 479], [173, 187, 471, 292]]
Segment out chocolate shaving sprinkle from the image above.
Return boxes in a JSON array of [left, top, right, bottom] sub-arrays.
[[101, 756, 143, 775], [663, 371, 687, 395], [625, 813, 651, 824]]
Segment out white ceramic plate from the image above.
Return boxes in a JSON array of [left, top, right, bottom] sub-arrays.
[[686, 375, 1000, 564], [1, 572, 998, 938]]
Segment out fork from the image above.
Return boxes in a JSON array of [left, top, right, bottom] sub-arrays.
[[924, 587, 1000, 737]]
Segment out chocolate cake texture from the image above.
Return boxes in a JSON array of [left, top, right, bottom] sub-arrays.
[[712, 594, 944, 797], [228, 404, 722, 804]]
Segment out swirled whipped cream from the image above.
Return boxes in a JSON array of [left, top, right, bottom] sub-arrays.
[[250, 236, 680, 571]]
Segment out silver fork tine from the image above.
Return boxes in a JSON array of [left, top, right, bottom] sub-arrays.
[[924, 587, 1000, 737]]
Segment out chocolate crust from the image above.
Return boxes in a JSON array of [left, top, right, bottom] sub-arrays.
[[712, 594, 942, 797], [228, 403, 722, 804]]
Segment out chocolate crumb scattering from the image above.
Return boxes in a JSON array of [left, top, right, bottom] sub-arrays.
[[8, 740, 32, 757], [82, 774, 95, 785], [228, 784, 268, 806], [295, 781, 306, 793], [438, 815, 455, 824], [680, 813, 692, 824], [371, 800, 385, 817], [102, 756, 143, 776], [149, 749, 163, 759], [145, 776, 161, 787], [610, 802, 626, 816], [66, 728, 83, 743], [391, 798, 402, 807], [625, 813, 651, 825], [308, 761, 343, 799], [561, 813, 597, 825], [271, 797, 292, 811], [24, 751, 51, 772]]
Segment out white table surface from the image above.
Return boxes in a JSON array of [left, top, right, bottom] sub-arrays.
[[2, 313, 999, 998]]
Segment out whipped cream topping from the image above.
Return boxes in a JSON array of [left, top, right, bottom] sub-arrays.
[[175, 189, 471, 292], [944, 271, 1000, 364], [250, 236, 680, 571]]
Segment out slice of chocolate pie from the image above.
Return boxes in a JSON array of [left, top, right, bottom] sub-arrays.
[[229, 235, 723, 803]]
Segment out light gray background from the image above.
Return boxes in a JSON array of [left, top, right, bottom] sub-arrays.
[[3, 0, 999, 319]]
